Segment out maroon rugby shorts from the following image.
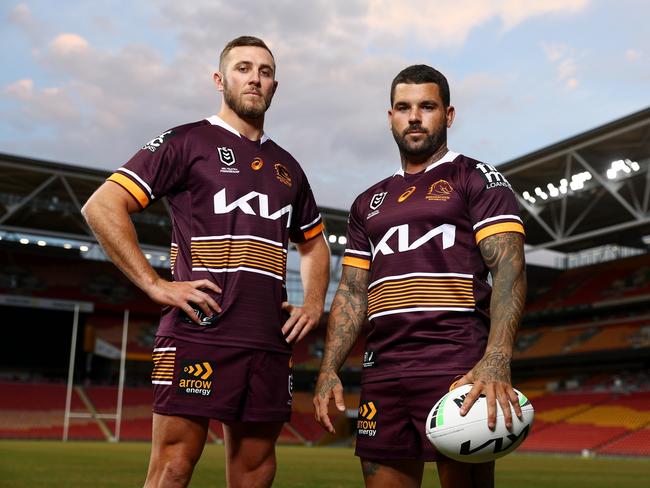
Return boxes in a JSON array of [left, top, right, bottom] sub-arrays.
[[354, 374, 462, 461], [151, 336, 293, 422]]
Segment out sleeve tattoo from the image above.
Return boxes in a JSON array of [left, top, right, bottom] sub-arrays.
[[477, 232, 527, 382], [320, 266, 369, 373]]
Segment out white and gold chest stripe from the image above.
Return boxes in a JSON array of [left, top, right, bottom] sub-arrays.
[[190, 234, 287, 280], [367, 272, 475, 320]]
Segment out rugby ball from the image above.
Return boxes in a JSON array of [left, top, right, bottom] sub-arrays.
[[425, 383, 534, 463]]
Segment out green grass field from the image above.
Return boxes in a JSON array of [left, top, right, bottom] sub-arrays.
[[1, 441, 648, 487]]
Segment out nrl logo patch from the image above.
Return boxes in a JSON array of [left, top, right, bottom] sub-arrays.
[[217, 146, 236, 166], [370, 192, 387, 210]]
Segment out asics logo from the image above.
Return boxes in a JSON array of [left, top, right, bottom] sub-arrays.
[[213, 189, 292, 226], [371, 223, 456, 258]]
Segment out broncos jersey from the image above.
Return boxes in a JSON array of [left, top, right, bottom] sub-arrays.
[[343, 150, 524, 383], [107, 115, 324, 353]]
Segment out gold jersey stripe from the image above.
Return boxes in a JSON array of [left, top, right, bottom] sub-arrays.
[[369, 296, 476, 309], [342, 256, 371, 269], [369, 290, 475, 304], [191, 246, 285, 262], [475, 222, 525, 244], [370, 276, 473, 289], [107, 173, 150, 208], [369, 282, 474, 295], [369, 299, 476, 314], [192, 239, 284, 254], [192, 256, 286, 274], [304, 222, 325, 240]]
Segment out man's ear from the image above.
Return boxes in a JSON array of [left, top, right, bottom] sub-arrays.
[[214, 72, 225, 93]]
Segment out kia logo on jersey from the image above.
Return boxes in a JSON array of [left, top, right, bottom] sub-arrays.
[[217, 147, 236, 166], [372, 223, 456, 257], [370, 192, 387, 210], [213, 188, 293, 226]]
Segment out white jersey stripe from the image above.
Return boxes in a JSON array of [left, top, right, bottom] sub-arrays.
[[117, 167, 154, 199], [151, 380, 172, 385], [192, 266, 283, 280], [300, 215, 322, 230], [345, 249, 372, 256], [369, 306, 475, 320], [191, 234, 284, 248], [369, 272, 473, 289], [472, 214, 523, 230], [153, 347, 176, 352]]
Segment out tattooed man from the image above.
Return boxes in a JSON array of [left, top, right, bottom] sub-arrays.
[[313, 65, 526, 488]]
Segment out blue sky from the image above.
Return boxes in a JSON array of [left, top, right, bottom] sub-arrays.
[[1, 0, 649, 209]]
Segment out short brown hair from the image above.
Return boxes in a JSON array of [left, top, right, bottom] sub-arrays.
[[219, 36, 275, 71], [390, 65, 450, 108]]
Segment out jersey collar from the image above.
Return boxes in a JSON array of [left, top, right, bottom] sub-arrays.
[[205, 115, 270, 144], [393, 150, 460, 177]]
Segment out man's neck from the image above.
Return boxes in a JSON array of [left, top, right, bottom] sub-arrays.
[[217, 105, 265, 141], [400, 144, 449, 174]]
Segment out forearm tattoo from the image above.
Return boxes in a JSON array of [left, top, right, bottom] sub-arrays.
[[320, 266, 369, 374], [477, 232, 526, 382]]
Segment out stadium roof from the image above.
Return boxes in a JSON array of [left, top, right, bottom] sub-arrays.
[[501, 106, 650, 253], [0, 153, 348, 254]]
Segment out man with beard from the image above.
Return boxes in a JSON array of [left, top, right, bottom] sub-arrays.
[[82, 36, 330, 488], [313, 65, 526, 487]]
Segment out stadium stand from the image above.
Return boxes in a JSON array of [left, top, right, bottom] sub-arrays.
[[0, 382, 103, 439]]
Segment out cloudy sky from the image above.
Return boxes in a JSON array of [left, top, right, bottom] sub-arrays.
[[1, 0, 649, 209]]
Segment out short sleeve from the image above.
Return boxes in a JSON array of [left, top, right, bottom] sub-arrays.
[[466, 161, 525, 244], [288, 169, 324, 243], [107, 128, 185, 208], [342, 196, 371, 270]]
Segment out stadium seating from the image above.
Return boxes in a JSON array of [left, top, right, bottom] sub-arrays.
[[520, 390, 650, 456], [0, 382, 104, 440], [526, 253, 650, 313]]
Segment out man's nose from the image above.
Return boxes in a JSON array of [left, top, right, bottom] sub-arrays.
[[408, 108, 421, 123], [248, 70, 261, 85]]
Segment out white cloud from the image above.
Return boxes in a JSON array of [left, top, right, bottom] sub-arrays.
[[541, 42, 581, 91], [50, 33, 89, 55], [1, 0, 595, 208], [625, 49, 643, 62], [5, 79, 34, 100], [366, 0, 589, 48]]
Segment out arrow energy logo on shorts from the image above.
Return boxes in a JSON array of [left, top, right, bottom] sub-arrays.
[[178, 360, 214, 397], [357, 401, 378, 437]]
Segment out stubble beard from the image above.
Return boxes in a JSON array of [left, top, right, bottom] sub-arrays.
[[392, 124, 447, 159], [223, 79, 273, 120]]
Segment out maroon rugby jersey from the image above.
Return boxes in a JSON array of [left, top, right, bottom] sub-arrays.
[[343, 150, 524, 383], [107, 115, 324, 353]]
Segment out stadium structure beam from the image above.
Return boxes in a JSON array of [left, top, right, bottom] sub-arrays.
[[571, 151, 643, 221], [643, 163, 650, 213], [526, 217, 650, 251], [564, 188, 606, 237], [515, 195, 558, 240], [0, 174, 58, 225]]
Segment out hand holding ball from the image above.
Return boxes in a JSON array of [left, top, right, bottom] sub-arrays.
[[425, 384, 534, 463]]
